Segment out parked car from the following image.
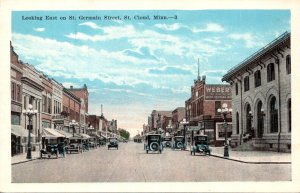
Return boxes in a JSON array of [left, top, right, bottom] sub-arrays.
[[190, 135, 211, 156], [40, 144, 59, 159], [145, 134, 163, 154], [162, 136, 172, 148], [108, 137, 119, 150], [172, 136, 185, 150]]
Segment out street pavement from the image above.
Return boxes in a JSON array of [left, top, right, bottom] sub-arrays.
[[11, 142, 291, 182]]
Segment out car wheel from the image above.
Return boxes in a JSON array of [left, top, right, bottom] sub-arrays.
[[150, 142, 159, 151]]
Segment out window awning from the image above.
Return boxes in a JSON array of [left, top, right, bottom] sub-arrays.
[[11, 125, 35, 137], [79, 133, 91, 139], [56, 129, 73, 138], [42, 128, 65, 139]]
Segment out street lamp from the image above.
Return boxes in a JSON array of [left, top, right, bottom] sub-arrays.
[[23, 104, 38, 159], [180, 118, 189, 149], [69, 119, 78, 137], [217, 103, 232, 157]]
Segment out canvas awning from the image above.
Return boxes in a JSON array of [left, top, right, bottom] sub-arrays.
[[56, 129, 73, 138], [42, 128, 65, 139], [89, 133, 100, 138], [11, 125, 35, 137], [79, 133, 91, 139]]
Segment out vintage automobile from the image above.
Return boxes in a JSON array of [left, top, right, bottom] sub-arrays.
[[108, 137, 119, 150], [40, 144, 59, 159], [145, 134, 163, 154], [162, 136, 172, 148], [66, 139, 83, 154], [172, 136, 186, 150], [190, 135, 211, 156]]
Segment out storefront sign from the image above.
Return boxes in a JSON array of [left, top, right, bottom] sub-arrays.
[[205, 85, 231, 100]]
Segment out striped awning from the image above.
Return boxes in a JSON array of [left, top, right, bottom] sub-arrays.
[[42, 128, 65, 139], [56, 129, 73, 138], [79, 133, 91, 139], [11, 125, 35, 137]]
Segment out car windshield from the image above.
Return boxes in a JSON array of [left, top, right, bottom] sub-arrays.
[[194, 136, 207, 141], [164, 138, 171, 141], [175, 137, 184, 141], [109, 138, 117, 142], [149, 136, 159, 141]]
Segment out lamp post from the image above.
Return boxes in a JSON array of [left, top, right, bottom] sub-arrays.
[[180, 118, 189, 149], [69, 119, 78, 137], [217, 103, 232, 157], [23, 104, 38, 159]]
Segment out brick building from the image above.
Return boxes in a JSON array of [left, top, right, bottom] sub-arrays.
[[41, 74, 53, 129], [222, 32, 291, 152], [62, 87, 81, 134], [185, 76, 232, 146], [171, 107, 185, 135], [10, 43, 24, 156]]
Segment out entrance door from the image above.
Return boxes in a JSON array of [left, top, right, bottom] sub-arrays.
[[257, 101, 264, 138]]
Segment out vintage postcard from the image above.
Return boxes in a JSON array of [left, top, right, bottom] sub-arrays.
[[0, 0, 300, 192]]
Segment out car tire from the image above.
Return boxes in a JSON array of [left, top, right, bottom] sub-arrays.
[[150, 142, 159, 151]]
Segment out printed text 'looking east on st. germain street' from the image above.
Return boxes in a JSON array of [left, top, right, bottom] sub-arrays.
[[22, 15, 178, 21]]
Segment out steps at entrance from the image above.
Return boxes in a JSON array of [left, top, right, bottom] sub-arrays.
[[231, 140, 255, 151]]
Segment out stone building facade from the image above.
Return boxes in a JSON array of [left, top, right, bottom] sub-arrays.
[[222, 32, 291, 152], [41, 74, 53, 130], [51, 79, 63, 130]]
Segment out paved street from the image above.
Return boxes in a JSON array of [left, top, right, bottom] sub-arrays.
[[12, 142, 291, 182]]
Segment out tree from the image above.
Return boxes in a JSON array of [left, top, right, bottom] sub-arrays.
[[118, 128, 130, 140]]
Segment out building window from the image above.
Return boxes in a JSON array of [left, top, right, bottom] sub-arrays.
[[267, 63, 275, 82], [244, 76, 249, 92], [11, 112, 21, 125], [11, 82, 15, 100], [47, 97, 51, 114], [270, 96, 278, 133], [42, 95, 47, 112], [288, 99, 291, 132], [236, 112, 239, 134], [29, 96, 34, 105], [24, 95, 27, 109], [200, 99, 203, 115], [254, 70, 261, 87], [235, 82, 238, 95], [215, 101, 221, 115], [16, 84, 21, 102], [246, 104, 252, 134], [286, 55, 291, 74]]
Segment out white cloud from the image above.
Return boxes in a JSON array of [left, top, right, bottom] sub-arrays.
[[34, 28, 45, 32], [228, 33, 262, 48], [154, 23, 186, 31], [191, 23, 224, 33], [79, 22, 101, 29]]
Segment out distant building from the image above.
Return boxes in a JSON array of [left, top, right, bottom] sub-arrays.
[[222, 32, 291, 152], [171, 107, 185, 135]]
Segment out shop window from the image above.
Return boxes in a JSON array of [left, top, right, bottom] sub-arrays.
[[286, 55, 291, 74], [244, 76, 249, 92], [254, 70, 261, 87], [267, 63, 275, 82]]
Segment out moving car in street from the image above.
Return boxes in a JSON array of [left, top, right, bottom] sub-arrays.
[[172, 136, 185, 150], [40, 144, 59, 159], [108, 137, 119, 150], [145, 134, 163, 154], [190, 135, 211, 156]]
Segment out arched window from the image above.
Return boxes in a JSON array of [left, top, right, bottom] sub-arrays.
[[267, 63, 275, 82], [257, 101, 264, 138], [288, 99, 291, 132], [270, 96, 278, 133], [286, 55, 291, 74], [236, 112, 239, 134], [254, 70, 261, 87], [246, 104, 252, 134], [235, 82, 238, 95]]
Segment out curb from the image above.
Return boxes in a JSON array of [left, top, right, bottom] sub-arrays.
[[11, 157, 40, 165], [210, 154, 291, 164]]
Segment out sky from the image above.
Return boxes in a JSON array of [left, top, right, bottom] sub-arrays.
[[11, 10, 290, 136]]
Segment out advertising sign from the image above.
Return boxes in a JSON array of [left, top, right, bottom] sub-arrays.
[[205, 85, 232, 100]]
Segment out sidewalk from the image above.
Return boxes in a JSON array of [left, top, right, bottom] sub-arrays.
[[208, 146, 291, 164], [11, 151, 40, 165]]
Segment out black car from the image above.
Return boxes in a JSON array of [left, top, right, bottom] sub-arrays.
[[40, 144, 59, 158], [108, 137, 118, 150], [145, 134, 163, 154], [162, 136, 172, 148], [172, 136, 186, 150], [190, 135, 211, 155]]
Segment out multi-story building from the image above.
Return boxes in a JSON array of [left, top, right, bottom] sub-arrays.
[[156, 111, 172, 133], [185, 75, 232, 146], [69, 84, 89, 134], [171, 107, 185, 135], [10, 43, 24, 156], [21, 63, 43, 152], [62, 87, 81, 134], [86, 114, 100, 135], [222, 32, 291, 152], [108, 119, 118, 133], [51, 79, 63, 130], [41, 74, 53, 129]]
